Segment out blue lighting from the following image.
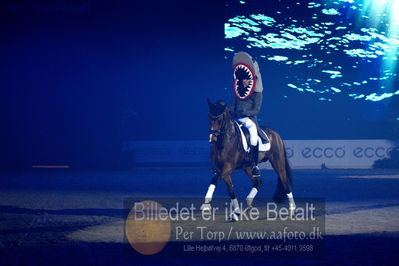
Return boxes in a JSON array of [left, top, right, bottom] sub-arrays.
[[225, 0, 399, 102]]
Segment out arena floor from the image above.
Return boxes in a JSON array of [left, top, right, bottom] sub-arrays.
[[1, 167, 399, 265]]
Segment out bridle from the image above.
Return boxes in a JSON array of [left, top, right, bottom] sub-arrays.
[[208, 112, 226, 141]]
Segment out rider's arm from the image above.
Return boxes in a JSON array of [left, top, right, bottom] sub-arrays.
[[245, 92, 262, 117]]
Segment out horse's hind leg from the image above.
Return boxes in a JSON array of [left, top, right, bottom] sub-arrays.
[[270, 156, 296, 217], [244, 166, 263, 209], [200, 173, 220, 211]]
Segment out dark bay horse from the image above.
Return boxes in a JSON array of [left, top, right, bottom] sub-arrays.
[[201, 99, 296, 220]]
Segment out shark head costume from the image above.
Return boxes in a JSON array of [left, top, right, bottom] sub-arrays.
[[233, 51, 263, 100]]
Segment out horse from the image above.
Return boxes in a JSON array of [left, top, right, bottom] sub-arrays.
[[201, 99, 296, 220]]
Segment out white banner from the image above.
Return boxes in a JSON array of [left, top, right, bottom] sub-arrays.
[[122, 139, 399, 169], [274, 139, 399, 169]]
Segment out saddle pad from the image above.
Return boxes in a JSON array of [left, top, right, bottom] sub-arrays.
[[235, 121, 249, 152], [234, 121, 270, 152]]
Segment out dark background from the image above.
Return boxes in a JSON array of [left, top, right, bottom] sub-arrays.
[[0, 0, 397, 170], [0, 0, 226, 169]]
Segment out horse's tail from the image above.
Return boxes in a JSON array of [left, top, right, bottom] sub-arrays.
[[272, 141, 293, 203]]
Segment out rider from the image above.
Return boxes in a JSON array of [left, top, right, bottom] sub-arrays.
[[231, 51, 269, 176]]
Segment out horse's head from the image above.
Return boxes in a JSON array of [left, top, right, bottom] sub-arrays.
[[207, 98, 229, 143]]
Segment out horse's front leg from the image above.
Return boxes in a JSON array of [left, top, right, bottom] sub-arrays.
[[220, 165, 240, 221], [200, 173, 220, 212]]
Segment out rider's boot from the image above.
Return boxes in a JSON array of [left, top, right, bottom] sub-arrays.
[[251, 144, 261, 177]]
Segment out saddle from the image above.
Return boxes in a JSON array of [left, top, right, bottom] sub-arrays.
[[234, 120, 271, 152]]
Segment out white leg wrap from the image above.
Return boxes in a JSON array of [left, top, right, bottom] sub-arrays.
[[246, 188, 258, 201], [230, 198, 241, 221], [231, 198, 240, 213], [204, 184, 216, 203], [287, 192, 296, 210], [246, 187, 258, 208]]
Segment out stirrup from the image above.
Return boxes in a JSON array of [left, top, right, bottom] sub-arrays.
[[252, 166, 261, 177]]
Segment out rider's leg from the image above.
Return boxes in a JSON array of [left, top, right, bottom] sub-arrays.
[[251, 143, 261, 176], [240, 118, 261, 176], [237, 117, 257, 146], [238, 117, 260, 176], [243, 119, 258, 147]]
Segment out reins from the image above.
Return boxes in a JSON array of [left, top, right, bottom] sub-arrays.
[[208, 111, 236, 138], [208, 112, 226, 136]]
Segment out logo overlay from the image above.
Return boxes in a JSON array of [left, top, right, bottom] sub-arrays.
[[124, 198, 325, 258]]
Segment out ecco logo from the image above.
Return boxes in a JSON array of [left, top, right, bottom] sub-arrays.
[[353, 146, 399, 158], [301, 147, 346, 159], [286, 147, 294, 159]]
